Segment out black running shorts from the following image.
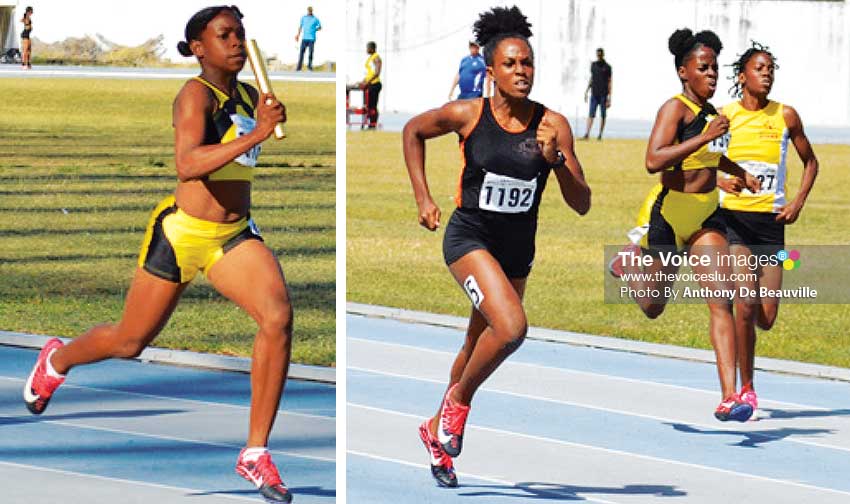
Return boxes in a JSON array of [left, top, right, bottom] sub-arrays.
[[442, 208, 536, 279], [719, 208, 785, 258]]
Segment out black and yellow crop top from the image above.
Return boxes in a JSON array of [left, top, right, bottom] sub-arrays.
[[194, 76, 259, 182], [672, 93, 728, 171], [21, 17, 32, 39]]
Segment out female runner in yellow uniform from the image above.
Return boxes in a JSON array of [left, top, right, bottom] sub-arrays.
[[718, 42, 818, 418], [23, 6, 295, 502], [611, 28, 760, 422]]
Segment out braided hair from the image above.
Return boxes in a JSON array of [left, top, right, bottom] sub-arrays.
[[728, 40, 778, 97], [473, 6, 533, 66], [177, 5, 244, 57], [668, 28, 722, 70]]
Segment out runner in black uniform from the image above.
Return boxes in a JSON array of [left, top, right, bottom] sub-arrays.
[[20, 6, 33, 69], [403, 6, 591, 488]]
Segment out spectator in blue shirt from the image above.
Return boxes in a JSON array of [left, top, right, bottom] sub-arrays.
[[295, 6, 322, 71], [448, 41, 489, 100]]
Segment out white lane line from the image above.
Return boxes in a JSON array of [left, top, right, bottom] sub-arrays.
[[349, 337, 845, 410], [349, 403, 850, 499], [0, 459, 260, 501], [348, 366, 850, 455], [0, 413, 335, 463], [0, 375, 334, 421], [347, 450, 621, 504]]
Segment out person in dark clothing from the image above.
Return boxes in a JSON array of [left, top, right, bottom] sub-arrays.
[[402, 6, 591, 488], [582, 48, 612, 140]]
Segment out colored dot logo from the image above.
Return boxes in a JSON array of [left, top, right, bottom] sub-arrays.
[[777, 249, 801, 270]]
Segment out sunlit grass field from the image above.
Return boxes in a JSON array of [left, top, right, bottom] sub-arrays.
[[0, 78, 335, 366], [347, 131, 850, 368]]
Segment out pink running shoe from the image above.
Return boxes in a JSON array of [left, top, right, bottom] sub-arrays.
[[23, 338, 66, 415], [438, 383, 470, 457], [418, 420, 458, 487], [235, 448, 293, 503], [608, 243, 641, 279], [740, 382, 759, 421]]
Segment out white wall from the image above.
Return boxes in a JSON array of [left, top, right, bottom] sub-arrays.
[[1, 4, 17, 52], [346, 0, 850, 127]]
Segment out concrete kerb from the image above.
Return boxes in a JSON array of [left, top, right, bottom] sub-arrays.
[[0, 331, 335, 384], [347, 302, 850, 383]]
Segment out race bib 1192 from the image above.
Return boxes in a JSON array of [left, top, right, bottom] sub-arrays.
[[478, 172, 537, 214]]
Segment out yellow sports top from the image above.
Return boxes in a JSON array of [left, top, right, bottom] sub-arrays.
[[672, 94, 727, 171], [719, 100, 789, 213], [364, 52, 381, 84], [194, 76, 259, 182]]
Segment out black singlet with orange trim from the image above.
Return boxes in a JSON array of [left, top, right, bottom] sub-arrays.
[[455, 98, 552, 220]]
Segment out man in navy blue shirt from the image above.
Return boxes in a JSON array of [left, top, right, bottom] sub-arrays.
[[448, 41, 488, 100], [582, 47, 612, 140], [295, 6, 322, 71]]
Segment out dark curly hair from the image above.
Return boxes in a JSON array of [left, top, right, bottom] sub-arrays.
[[668, 28, 722, 69], [728, 40, 778, 98], [473, 6, 533, 66], [177, 5, 244, 57]]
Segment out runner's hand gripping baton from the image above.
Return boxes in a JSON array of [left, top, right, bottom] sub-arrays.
[[246, 39, 286, 139]]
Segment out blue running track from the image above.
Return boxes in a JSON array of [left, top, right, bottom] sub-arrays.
[[347, 313, 850, 504], [0, 345, 335, 503]]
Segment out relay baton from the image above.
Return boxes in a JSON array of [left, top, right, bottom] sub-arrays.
[[246, 39, 286, 139]]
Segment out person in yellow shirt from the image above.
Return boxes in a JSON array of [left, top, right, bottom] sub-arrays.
[[356, 41, 382, 128], [718, 42, 819, 418]]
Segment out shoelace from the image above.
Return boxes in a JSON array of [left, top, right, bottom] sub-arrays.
[[442, 399, 470, 436], [718, 395, 743, 411], [421, 425, 453, 468], [252, 453, 283, 487], [428, 440, 453, 467]]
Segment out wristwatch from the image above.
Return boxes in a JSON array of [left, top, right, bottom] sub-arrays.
[[549, 150, 566, 167]]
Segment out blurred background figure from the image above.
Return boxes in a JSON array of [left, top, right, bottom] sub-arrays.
[[295, 5, 321, 71], [582, 47, 612, 140], [355, 41, 382, 128], [448, 40, 488, 100], [20, 6, 32, 69]]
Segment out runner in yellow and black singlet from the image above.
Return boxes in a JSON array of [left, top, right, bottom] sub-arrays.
[[23, 6, 296, 503], [609, 28, 761, 423]]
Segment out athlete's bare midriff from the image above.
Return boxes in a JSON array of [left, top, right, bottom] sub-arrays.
[[175, 180, 251, 223], [662, 167, 716, 194]]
